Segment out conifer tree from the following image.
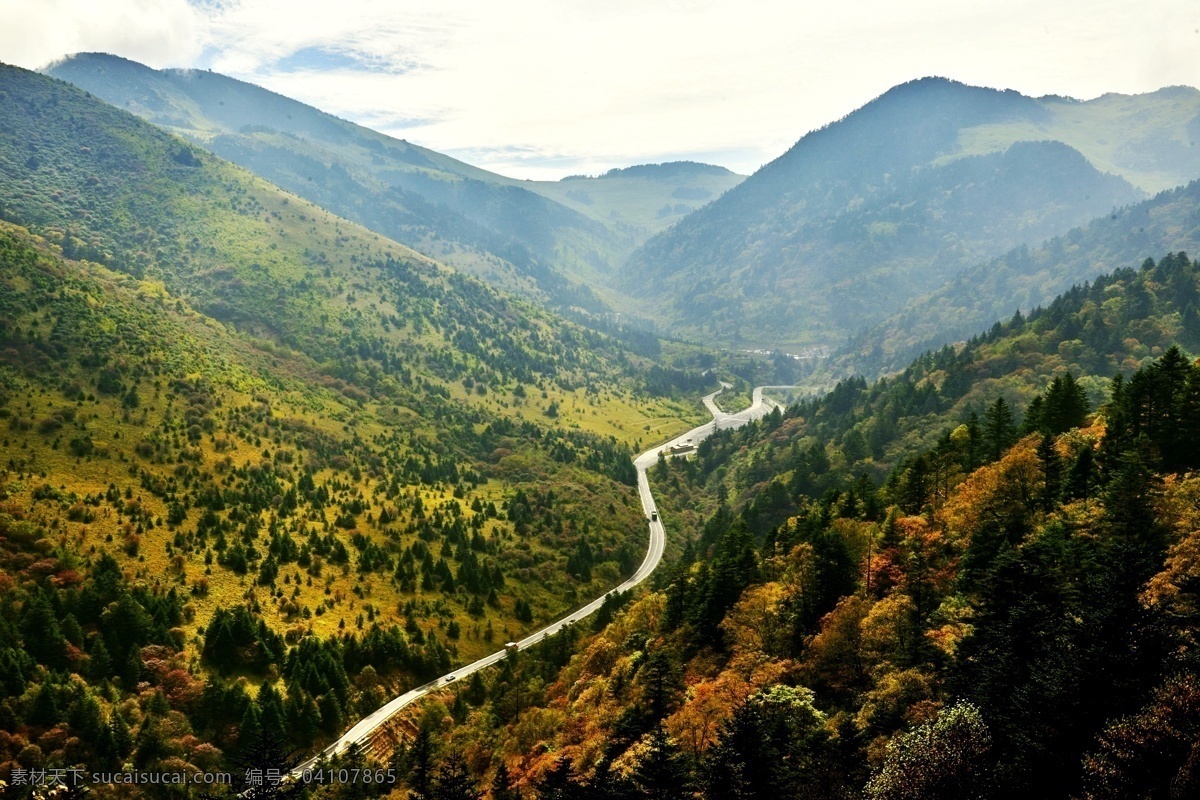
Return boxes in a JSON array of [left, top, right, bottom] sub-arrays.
[[433, 752, 480, 800], [1062, 445, 1096, 506], [489, 763, 521, 800], [1035, 434, 1062, 512], [632, 725, 691, 800], [534, 757, 578, 800], [983, 397, 1017, 462], [408, 725, 437, 800]]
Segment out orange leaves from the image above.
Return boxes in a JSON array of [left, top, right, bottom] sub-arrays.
[[508, 707, 568, 762], [803, 595, 871, 695], [664, 672, 751, 758], [578, 638, 620, 681], [49, 568, 83, 588], [1139, 475, 1200, 623], [1143, 527, 1200, 617], [938, 437, 1041, 544], [860, 593, 919, 673]]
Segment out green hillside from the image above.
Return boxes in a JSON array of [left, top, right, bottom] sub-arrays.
[[843, 179, 1200, 374], [950, 86, 1200, 194], [620, 78, 1200, 351], [0, 61, 724, 789], [42, 52, 615, 312]]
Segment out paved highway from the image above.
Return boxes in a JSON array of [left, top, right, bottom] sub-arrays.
[[293, 383, 792, 773]]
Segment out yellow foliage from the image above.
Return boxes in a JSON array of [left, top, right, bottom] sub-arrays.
[[938, 437, 1041, 544], [924, 595, 974, 659], [506, 707, 567, 761], [578, 638, 620, 681], [1143, 482, 1200, 614], [856, 667, 941, 763], [860, 593, 919, 675], [721, 581, 788, 662], [803, 595, 871, 694]]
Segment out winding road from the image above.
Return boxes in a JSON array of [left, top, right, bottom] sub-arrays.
[[293, 383, 792, 773]]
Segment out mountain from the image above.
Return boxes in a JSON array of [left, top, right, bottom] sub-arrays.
[[840, 178, 1200, 374], [528, 161, 744, 236], [43, 53, 743, 316], [621, 78, 1200, 350]]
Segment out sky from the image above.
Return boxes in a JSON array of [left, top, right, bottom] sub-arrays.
[[1, 0, 1199, 180]]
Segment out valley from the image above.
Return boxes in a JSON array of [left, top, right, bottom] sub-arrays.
[[1, 46, 1200, 800], [298, 381, 791, 771]]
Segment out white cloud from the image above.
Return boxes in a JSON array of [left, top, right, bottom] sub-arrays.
[[2, 0, 1198, 178], [0, 0, 202, 70]]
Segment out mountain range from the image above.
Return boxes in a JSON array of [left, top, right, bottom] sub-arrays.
[[621, 77, 1200, 351], [45, 57, 1200, 367], [44, 53, 744, 318]]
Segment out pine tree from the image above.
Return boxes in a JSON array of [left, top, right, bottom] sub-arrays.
[[88, 638, 113, 681], [132, 717, 168, 769], [408, 726, 437, 800], [1022, 395, 1045, 436], [489, 763, 521, 800], [239, 702, 264, 759], [215, 710, 303, 800], [1035, 434, 1062, 513], [1181, 304, 1200, 347], [20, 590, 66, 670], [122, 648, 143, 689], [983, 397, 1017, 462], [433, 752, 480, 800], [965, 410, 983, 471], [1062, 445, 1096, 506], [1044, 373, 1089, 433], [1104, 441, 1167, 583], [29, 681, 60, 726], [641, 652, 683, 722], [110, 711, 134, 760], [534, 757, 578, 800], [632, 726, 691, 800], [581, 758, 635, 800], [258, 682, 288, 745]]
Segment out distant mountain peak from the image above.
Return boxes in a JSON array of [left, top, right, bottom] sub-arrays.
[[601, 162, 740, 179], [44, 51, 156, 73], [618, 74, 1198, 351]]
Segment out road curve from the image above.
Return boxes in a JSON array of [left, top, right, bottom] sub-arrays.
[[293, 383, 791, 772]]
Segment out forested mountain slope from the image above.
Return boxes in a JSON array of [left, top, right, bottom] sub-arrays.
[[0, 61, 720, 792], [42, 52, 614, 311], [839, 179, 1200, 374], [621, 78, 1200, 350], [398, 252, 1200, 800]]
